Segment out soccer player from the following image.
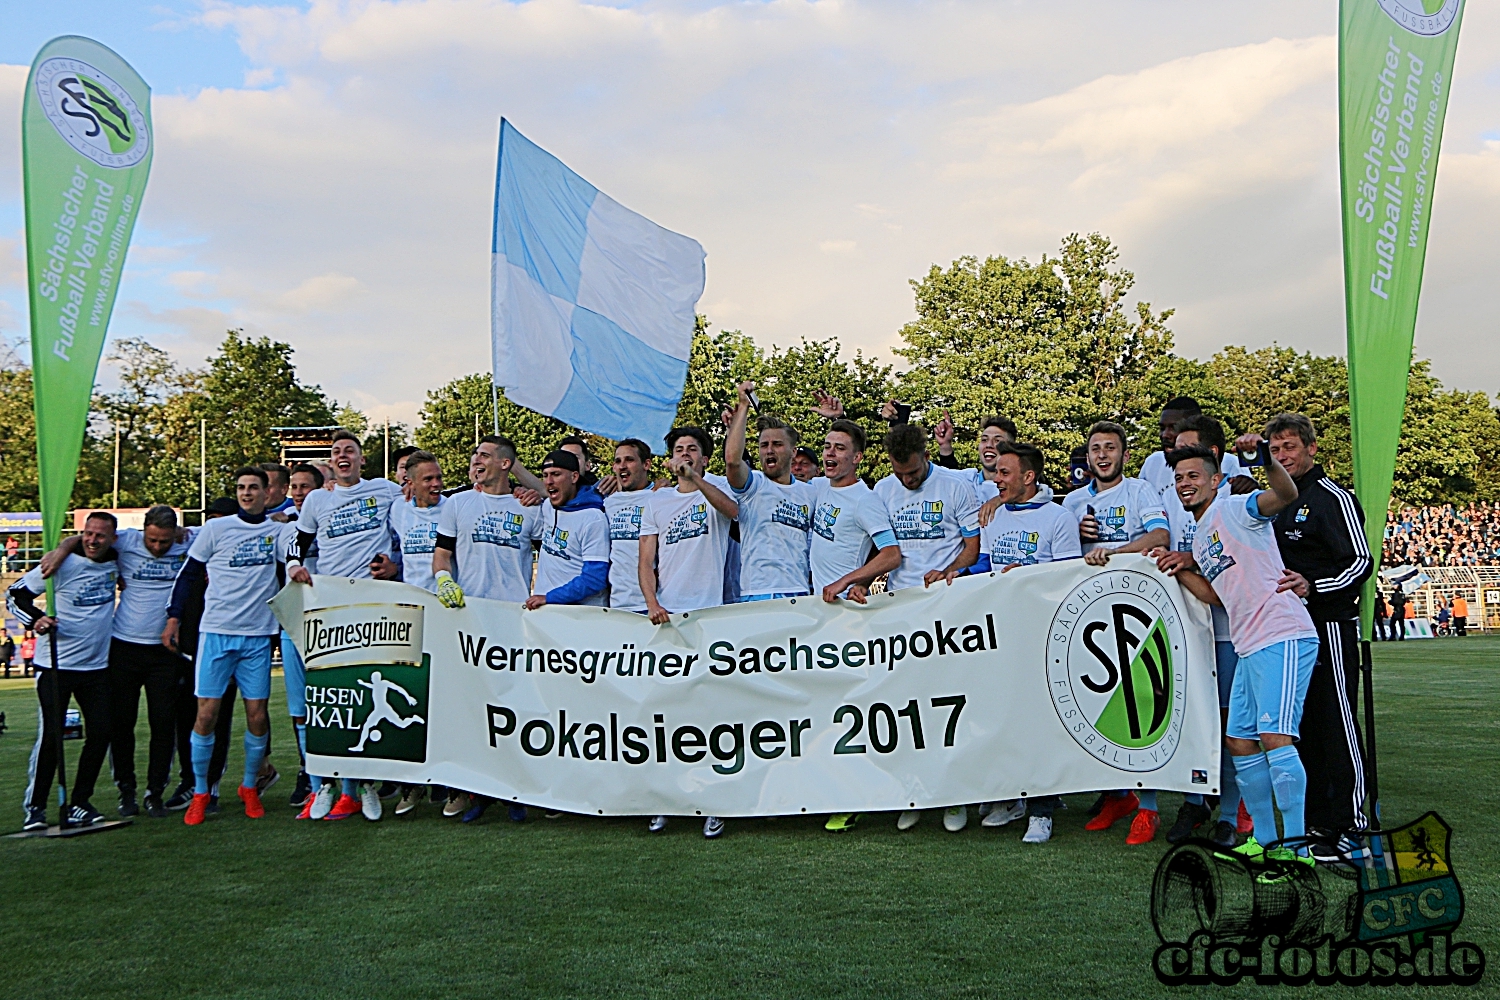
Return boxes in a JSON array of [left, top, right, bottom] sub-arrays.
[[810, 418, 901, 834], [288, 430, 404, 822], [875, 423, 980, 593], [1139, 397, 1203, 496], [723, 382, 815, 601], [604, 439, 656, 613], [261, 462, 295, 516], [1152, 417, 1243, 847], [638, 426, 737, 838], [937, 415, 1022, 502], [1262, 413, 1373, 859], [968, 442, 1081, 842], [523, 450, 610, 609], [1063, 421, 1170, 836], [164, 470, 285, 827], [1156, 440, 1319, 867], [430, 435, 543, 822], [391, 444, 419, 500], [9, 512, 119, 831]]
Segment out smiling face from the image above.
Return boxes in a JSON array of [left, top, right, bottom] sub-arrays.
[[994, 452, 1036, 505], [822, 431, 862, 485], [1269, 431, 1317, 479], [407, 459, 444, 507], [1087, 431, 1125, 485], [979, 424, 1014, 473], [289, 471, 319, 510], [472, 442, 513, 492], [330, 439, 363, 486], [236, 474, 268, 516], [79, 516, 116, 559], [1173, 457, 1222, 514]]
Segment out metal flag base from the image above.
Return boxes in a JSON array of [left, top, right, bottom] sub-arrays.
[[5, 818, 133, 839]]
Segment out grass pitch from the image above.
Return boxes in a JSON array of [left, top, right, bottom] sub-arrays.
[[0, 636, 1494, 998]]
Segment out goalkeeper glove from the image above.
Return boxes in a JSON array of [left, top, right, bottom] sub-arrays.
[[435, 570, 466, 609]]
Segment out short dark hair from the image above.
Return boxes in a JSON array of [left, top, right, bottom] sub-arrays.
[[557, 434, 592, 460], [143, 505, 177, 530], [84, 510, 118, 529], [982, 415, 1018, 439], [404, 450, 440, 475], [258, 462, 290, 488], [208, 497, 239, 517], [290, 463, 324, 488], [884, 423, 928, 464], [331, 428, 361, 447], [1086, 420, 1129, 451], [477, 435, 517, 460], [616, 438, 652, 464], [1162, 396, 1202, 416], [665, 426, 713, 457], [995, 441, 1044, 480], [828, 419, 866, 454], [1264, 412, 1316, 445], [234, 465, 269, 487], [391, 445, 419, 465], [1174, 413, 1226, 457], [756, 415, 799, 446], [1167, 444, 1220, 476]]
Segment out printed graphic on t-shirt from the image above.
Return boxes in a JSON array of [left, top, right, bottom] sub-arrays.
[[541, 525, 572, 561], [663, 502, 709, 545], [325, 496, 384, 538], [990, 529, 1041, 565], [72, 571, 118, 607], [890, 499, 947, 541], [610, 504, 644, 541], [403, 522, 438, 555], [1099, 504, 1129, 543], [131, 555, 185, 581], [1176, 520, 1197, 552], [473, 511, 527, 548], [813, 503, 841, 541], [1199, 530, 1237, 582], [771, 498, 812, 531], [229, 535, 278, 568]]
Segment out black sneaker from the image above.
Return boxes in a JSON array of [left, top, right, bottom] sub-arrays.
[[206, 794, 220, 815], [289, 769, 312, 808], [118, 787, 139, 818], [1166, 801, 1212, 844], [143, 792, 167, 819], [1208, 819, 1237, 848], [66, 803, 104, 827], [377, 781, 401, 800], [256, 762, 280, 795], [23, 806, 48, 832], [165, 781, 194, 811], [1085, 792, 1110, 818]]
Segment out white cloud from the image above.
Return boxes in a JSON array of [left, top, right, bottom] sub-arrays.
[[4, 1, 1500, 430]]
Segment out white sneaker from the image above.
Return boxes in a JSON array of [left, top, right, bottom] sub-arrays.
[[1022, 815, 1053, 843], [943, 806, 969, 832], [977, 801, 993, 817], [982, 800, 1027, 828], [648, 815, 667, 833], [896, 810, 922, 831], [703, 816, 725, 838], [360, 782, 383, 821], [309, 784, 336, 820]]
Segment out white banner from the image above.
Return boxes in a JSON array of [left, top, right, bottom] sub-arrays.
[[272, 556, 1222, 817]]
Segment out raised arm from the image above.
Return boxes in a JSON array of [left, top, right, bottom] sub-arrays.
[[724, 381, 754, 491], [1238, 433, 1298, 517]]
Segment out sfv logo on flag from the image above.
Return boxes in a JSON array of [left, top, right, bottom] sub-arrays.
[[491, 119, 706, 445]]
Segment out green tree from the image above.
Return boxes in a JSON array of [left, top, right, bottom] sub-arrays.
[[1205, 344, 1352, 483], [415, 373, 579, 483]]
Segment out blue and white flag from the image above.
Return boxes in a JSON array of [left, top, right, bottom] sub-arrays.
[[491, 120, 705, 445]]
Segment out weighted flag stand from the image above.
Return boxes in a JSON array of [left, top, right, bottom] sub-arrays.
[[1361, 639, 1380, 832]]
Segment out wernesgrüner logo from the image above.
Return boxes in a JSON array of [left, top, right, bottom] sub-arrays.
[[302, 601, 424, 667], [33, 57, 150, 168], [1151, 813, 1486, 986], [1045, 569, 1187, 771]]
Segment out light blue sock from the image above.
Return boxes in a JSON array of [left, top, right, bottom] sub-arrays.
[[242, 731, 269, 789], [1138, 790, 1158, 811], [1185, 793, 1205, 806], [342, 778, 357, 797], [294, 723, 307, 766], [190, 731, 214, 795], [1266, 744, 1308, 844], [1232, 753, 1278, 846], [1219, 752, 1241, 820]]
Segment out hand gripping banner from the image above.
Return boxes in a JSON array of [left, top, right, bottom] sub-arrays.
[[273, 557, 1221, 818]]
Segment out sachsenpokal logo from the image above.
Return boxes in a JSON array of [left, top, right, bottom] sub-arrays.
[[1045, 569, 1187, 771], [1377, 0, 1462, 37], [33, 57, 150, 168]]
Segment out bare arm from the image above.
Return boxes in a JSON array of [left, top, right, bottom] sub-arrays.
[[825, 544, 902, 604], [509, 463, 544, 494], [678, 460, 738, 521], [724, 382, 754, 491], [1169, 566, 1221, 606], [925, 534, 979, 587], [432, 546, 454, 577], [638, 534, 668, 624], [1236, 434, 1298, 517], [39, 534, 83, 578]]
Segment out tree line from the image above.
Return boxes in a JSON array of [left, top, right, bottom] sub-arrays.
[[0, 233, 1494, 514]]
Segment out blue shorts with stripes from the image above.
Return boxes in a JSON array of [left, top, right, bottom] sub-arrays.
[[1226, 636, 1319, 740]]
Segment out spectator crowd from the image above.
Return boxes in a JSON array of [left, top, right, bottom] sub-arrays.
[[1383, 502, 1500, 568]]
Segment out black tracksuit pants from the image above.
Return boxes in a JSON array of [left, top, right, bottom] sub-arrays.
[[107, 639, 180, 797], [27, 668, 112, 811], [1297, 618, 1369, 834]]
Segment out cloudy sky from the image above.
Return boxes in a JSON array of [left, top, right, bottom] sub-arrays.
[[2, 1, 1498, 427]]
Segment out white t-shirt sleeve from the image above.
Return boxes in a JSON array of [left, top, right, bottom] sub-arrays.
[[1241, 492, 1277, 527], [436, 496, 458, 538], [296, 493, 322, 537], [857, 491, 897, 548], [188, 523, 216, 562], [580, 510, 611, 561], [639, 493, 662, 538], [1052, 507, 1083, 560], [1137, 480, 1169, 533], [732, 469, 761, 498], [19, 566, 43, 595], [954, 480, 980, 537]]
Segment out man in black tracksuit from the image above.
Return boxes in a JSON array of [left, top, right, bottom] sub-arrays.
[[1263, 413, 1373, 844]]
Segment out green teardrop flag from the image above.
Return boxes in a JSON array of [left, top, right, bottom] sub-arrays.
[[22, 36, 153, 600], [1340, 2, 1464, 632]]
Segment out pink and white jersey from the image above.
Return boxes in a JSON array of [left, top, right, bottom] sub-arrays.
[[1192, 491, 1317, 657]]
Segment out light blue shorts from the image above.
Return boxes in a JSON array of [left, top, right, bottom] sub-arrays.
[[1227, 637, 1318, 741], [1215, 641, 1238, 710], [738, 592, 811, 603], [280, 631, 306, 717], [195, 632, 274, 701]]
